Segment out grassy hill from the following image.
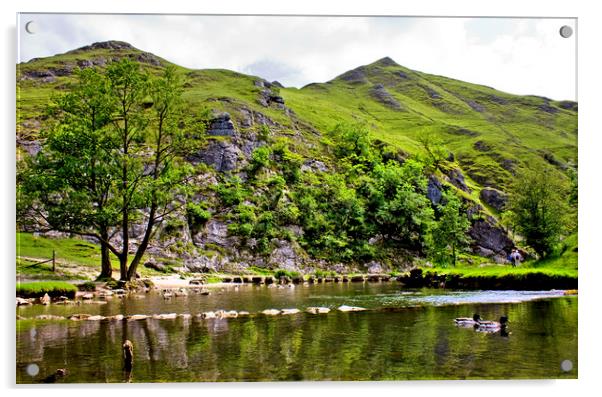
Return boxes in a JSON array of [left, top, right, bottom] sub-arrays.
[[16, 41, 578, 278]]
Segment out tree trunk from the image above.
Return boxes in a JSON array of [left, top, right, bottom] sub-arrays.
[[126, 206, 156, 280], [99, 228, 113, 279]]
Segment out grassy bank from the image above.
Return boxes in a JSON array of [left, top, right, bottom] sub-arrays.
[[16, 281, 78, 298], [17, 232, 176, 280]]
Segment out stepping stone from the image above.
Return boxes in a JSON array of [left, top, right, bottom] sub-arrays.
[[262, 309, 281, 316], [152, 313, 177, 320], [337, 305, 367, 312], [127, 314, 148, 321], [306, 307, 330, 314]]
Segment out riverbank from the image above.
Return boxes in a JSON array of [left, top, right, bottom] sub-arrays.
[[399, 267, 577, 290]]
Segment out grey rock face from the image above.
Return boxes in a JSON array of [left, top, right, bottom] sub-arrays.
[[474, 246, 495, 258], [370, 84, 402, 109], [467, 100, 485, 112], [72, 40, 135, 52], [207, 113, 235, 136], [268, 240, 302, 271], [367, 261, 385, 274], [425, 87, 442, 99], [195, 219, 229, 247], [446, 168, 470, 192], [427, 176, 443, 205], [17, 139, 42, 156], [185, 255, 228, 273], [469, 218, 513, 256], [301, 159, 328, 173], [193, 140, 243, 172], [473, 140, 491, 152], [480, 187, 507, 212], [337, 67, 367, 84]]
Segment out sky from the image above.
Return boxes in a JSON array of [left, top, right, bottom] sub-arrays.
[[17, 14, 577, 101]]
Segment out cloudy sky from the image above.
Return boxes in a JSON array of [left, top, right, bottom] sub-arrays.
[[18, 14, 576, 100]]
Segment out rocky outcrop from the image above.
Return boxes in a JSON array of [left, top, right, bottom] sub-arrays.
[[445, 168, 470, 192], [469, 218, 513, 260], [473, 140, 491, 152], [256, 82, 286, 109], [301, 159, 328, 173], [195, 219, 229, 247], [192, 140, 243, 172], [17, 139, 42, 156], [480, 187, 507, 212], [370, 84, 402, 109], [427, 176, 443, 205], [206, 112, 235, 136], [336, 67, 367, 84], [268, 239, 304, 271], [366, 261, 387, 274]]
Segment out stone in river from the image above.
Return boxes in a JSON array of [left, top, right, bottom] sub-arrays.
[[306, 307, 330, 314], [127, 314, 148, 321], [86, 315, 106, 321], [16, 297, 32, 306], [40, 293, 51, 305], [338, 305, 367, 312], [281, 308, 301, 315], [35, 314, 64, 320], [68, 314, 91, 321], [262, 309, 281, 316], [152, 313, 177, 320]]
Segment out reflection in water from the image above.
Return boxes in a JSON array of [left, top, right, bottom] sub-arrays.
[[16, 286, 577, 383]]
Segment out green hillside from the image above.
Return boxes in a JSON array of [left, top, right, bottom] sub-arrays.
[[16, 41, 577, 277]]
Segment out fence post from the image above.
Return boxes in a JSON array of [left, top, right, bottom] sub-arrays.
[[52, 250, 56, 272]]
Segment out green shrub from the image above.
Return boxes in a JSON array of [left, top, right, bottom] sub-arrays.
[[187, 202, 211, 229], [274, 269, 301, 279], [104, 279, 120, 290], [16, 281, 77, 298], [251, 146, 271, 171], [77, 281, 96, 292]]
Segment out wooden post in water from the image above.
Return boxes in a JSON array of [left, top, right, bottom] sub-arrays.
[[123, 339, 134, 371], [52, 250, 56, 272]]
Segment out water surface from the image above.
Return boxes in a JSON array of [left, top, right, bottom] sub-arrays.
[[16, 283, 577, 382]]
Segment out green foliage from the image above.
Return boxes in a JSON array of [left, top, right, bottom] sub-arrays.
[[429, 192, 472, 266], [77, 281, 96, 291], [16, 281, 78, 298], [508, 163, 570, 257], [416, 130, 449, 171], [217, 176, 250, 206], [258, 124, 271, 140], [250, 146, 271, 173], [272, 139, 303, 184], [274, 269, 301, 279], [186, 202, 211, 231]]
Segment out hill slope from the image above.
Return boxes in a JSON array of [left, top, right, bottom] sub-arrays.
[[16, 41, 577, 275]]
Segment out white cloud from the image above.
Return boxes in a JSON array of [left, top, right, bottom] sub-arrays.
[[17, 14, 576, 100]]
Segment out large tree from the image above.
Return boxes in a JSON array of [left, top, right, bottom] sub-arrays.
[[18, 67, 118, 278], [508, 163, 569, 257], [18, 60, 195, 281]]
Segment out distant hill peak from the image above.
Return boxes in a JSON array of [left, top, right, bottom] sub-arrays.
[[372, 56, 399, 67], [68, 40, 138, 53]]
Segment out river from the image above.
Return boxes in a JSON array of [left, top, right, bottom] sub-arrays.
[[16, 282, 577, 382]]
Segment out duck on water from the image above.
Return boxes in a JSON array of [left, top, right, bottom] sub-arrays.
[[454, 314, 509, 331]]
